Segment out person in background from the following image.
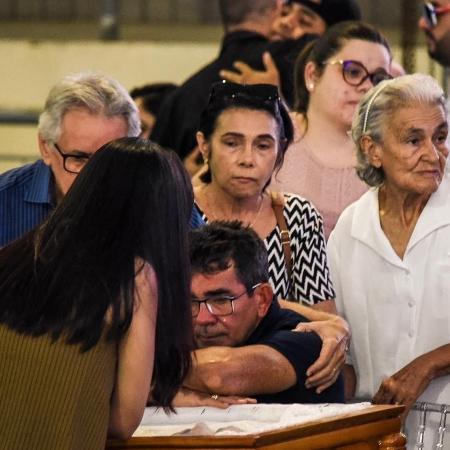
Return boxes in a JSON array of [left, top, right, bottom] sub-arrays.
[[151, 0, 317, 174], [0, 138, 193, 449], [0, 72, 202, 248], [130, 83, 177, 139], [173, 221, 344, 407], [418, 0, 450, 68], [170, 0, 363, 178], [194, 81, 336, 313], [328, 74, 450, 448], [271, 21, 392, 239], [244, 0, 363, 107], [272, 0, 361, 40], [151, 0, 285, 163], [220, 0, 362, 92]]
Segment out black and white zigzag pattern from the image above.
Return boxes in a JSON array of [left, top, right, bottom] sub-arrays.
[[194, 195, 335, 305], [265, 193, 335, 305]]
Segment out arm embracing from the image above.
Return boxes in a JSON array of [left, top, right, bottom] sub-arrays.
[[183, 344, 297, 396], [280, 299, 350, 392], [280, 299, 338, 319], [108, 263, 158, 439], [219, 52, 281, 88]]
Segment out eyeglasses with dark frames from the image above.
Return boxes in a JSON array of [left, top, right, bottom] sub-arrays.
[[191, 283, 262, 318], [323, 60, 392, 87], [53, 143, 91, 174], [423, 2, 450, 27]]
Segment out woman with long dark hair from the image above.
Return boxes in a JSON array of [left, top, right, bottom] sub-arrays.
[[0, 137, 193, 449]]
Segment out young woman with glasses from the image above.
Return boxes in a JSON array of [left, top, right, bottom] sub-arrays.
[[0, 138, 193, 449], [271, 21, 392, 239]]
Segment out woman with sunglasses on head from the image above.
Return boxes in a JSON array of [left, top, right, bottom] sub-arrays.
[[0, 138, 193, 449], [194, 80, 350, 393], [271, 21, 392, 239], [195, 81, 335, 310]]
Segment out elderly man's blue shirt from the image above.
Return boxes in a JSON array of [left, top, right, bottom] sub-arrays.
[[0, 160, 54, 247], [0, 160, 204, 247]]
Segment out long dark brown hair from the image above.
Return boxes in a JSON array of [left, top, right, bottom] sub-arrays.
[[0, 137, 193, 407]]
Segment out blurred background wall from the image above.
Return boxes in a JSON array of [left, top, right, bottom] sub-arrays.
[[0, 0, 439, 172]]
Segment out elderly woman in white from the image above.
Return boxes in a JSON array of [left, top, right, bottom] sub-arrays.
[[327, 73, 450, 448]]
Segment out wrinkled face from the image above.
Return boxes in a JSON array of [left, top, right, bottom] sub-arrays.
[[192, 266, 262, 348], [135, 97, 156, 139], [309, 39, 391, 130], [203, 108, 279, 199], [418, 0, 450, 66], [374, 103, 449, 196], [39, 108, 128, 203], [271, 2, 327, 40]]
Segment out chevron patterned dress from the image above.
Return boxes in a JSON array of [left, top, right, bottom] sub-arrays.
[[194, 193, 335, 305]]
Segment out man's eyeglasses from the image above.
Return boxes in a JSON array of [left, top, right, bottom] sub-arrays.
[[423, 2, 450, 27], [323, 60, 392, 87], [191, 283, 261, 318], [53, 143, 91, 174]]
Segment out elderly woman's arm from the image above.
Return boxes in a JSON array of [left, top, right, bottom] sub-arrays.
[[279, 299, 349, 393], [373, 344, 450, 419], [108, 263, 158, 439]]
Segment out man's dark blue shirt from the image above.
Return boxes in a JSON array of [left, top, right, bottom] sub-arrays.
[[244, 300, 344, 404]]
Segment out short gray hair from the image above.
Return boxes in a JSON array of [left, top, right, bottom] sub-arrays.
[[38, 72, 140, 143], [352, 73, 447, 187]]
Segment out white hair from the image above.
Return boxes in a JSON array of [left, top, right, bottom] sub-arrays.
[[38, 72, 140, 143], [352, 73, 447, 187]]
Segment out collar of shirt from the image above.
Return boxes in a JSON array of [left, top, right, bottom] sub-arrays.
[[350, 172, 450, 267], [24, 160, 54, 206]]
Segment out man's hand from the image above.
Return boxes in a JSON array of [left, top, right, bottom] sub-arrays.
[[219, 52, 280, 88], [173, 387, 256, 409], [294, 316, 350, 393]]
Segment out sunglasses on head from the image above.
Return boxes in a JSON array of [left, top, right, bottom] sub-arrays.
[[209, 81, 281, 104], [423, 2, 450, 27]]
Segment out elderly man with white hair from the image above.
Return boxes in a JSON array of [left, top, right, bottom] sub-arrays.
[[0, 72, 203, 247]]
